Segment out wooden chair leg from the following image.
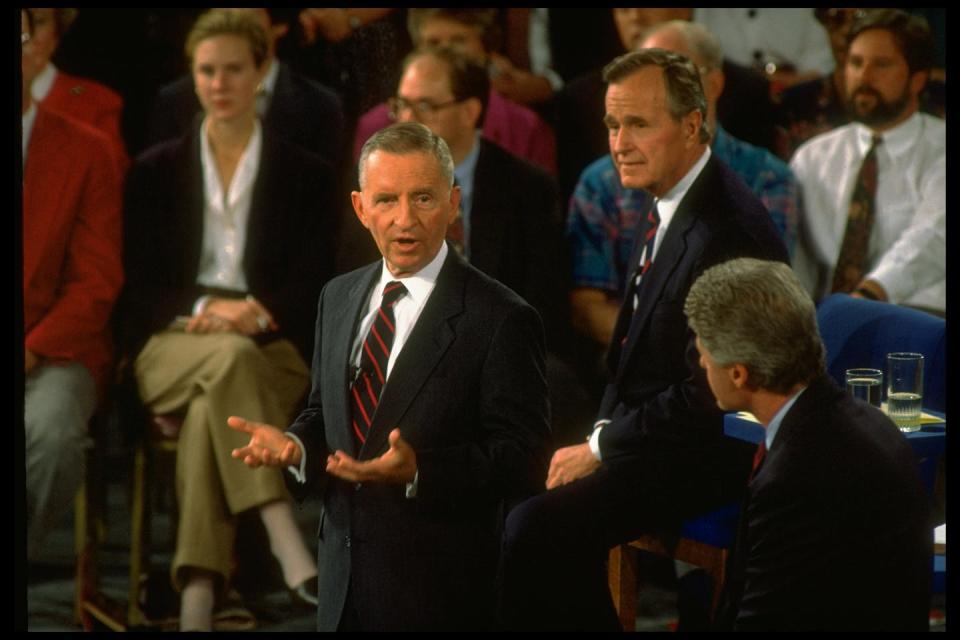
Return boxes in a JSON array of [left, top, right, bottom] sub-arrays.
[[608, 544, 637, 630], [128, 440, 149, 627]]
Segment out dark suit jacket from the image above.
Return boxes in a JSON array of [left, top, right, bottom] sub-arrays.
[[470, 139, 568, 351], [598, 153, 789, 515], [717, 375, 932, 631], [146, 61, 346, 168], [286, 248, 551, 631], [119, 120, 337, 363], [23, 106, 124, 396]]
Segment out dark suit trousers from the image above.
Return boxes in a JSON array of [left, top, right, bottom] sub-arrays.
[[499, 460, 692, 631]]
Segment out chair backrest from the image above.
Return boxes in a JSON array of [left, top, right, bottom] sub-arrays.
[[816, 294, 946, 412]]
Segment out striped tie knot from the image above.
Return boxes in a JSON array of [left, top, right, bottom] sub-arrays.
[[381, 281, 407, 306]]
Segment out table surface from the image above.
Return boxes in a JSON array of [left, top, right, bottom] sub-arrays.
[[724, 408, 945, 445]]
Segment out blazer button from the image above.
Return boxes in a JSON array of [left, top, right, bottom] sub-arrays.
[[344, 535, 351, 548]]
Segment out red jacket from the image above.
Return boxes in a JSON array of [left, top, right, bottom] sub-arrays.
[[23, 105, 124, 396], [42, 70, 129, 173]]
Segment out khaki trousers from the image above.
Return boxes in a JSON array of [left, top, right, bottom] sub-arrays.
[[135, 331, 309, 590]]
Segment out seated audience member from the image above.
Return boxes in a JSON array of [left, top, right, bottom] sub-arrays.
[[295, 8, 408, 125], [147, 8, 345, 170], [555, 8, 778, 202], [684, 258, 931, 631], [22, 7, 124, 562], [791, 9, 944, 316], [694, 8, 834, 91], [25, 7, 128, 171], [776, 8, 946, 160], [118, 11, 338, 631], [353, 8, 557, 175], [568, 21, 800, 352]]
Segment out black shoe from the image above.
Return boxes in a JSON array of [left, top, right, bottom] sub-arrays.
[[289, 577, 319, 610]]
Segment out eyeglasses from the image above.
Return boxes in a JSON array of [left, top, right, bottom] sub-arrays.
[[387, 96, 462, 121]]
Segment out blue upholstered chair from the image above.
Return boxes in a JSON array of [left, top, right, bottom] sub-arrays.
[[815, 294, 945, 412]]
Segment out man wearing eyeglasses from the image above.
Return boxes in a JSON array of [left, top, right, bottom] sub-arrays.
[[380, 45, 591, 447]]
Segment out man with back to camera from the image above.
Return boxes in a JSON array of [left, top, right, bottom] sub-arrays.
[[227, 122, 551, 631], [684, 257, 931, 631], [498, 49, 788, 630]]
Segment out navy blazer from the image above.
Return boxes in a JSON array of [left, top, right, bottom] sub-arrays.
[[287, 248, 552, 631], [718, 375, 932, 631], [119, 120, 338, 362], [146, 61, 346, 168], [597, 153, 790, 514]]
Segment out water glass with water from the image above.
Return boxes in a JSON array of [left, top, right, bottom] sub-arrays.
[[845, 368, 883, 408], [886, 353, 924, 432]]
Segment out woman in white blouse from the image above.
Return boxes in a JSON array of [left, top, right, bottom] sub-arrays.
[[120, 10, 338, 631]]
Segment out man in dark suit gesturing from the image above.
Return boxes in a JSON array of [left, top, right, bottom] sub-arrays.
[[685, 258, 931, 631], [499, 49, 789, 630], [229, 122, 551, 631]]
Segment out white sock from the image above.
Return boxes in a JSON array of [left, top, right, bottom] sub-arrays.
[[180, 572, 215, 632], [259, 500, 317, 588]]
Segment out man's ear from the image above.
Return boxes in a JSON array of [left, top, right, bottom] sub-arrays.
[[351, 191, 370, 229], [461, 97, 483, 130], [684, 109, 704, 147], [730, 363, 750, 389]]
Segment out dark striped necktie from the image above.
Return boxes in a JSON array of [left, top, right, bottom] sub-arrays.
[[350, 281, 407, 446], [631, 202, 661, 310], [831, 135, 882, 293]]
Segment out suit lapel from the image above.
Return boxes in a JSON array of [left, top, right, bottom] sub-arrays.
[[615, 156, 716, 381], [359, 249, 465, 458]]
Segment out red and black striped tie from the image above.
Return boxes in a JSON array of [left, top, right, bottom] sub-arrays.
[[631, 202, 661, 310], [350, 281, 408, 446]]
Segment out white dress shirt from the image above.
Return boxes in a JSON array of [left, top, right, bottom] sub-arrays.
[[30, 62, 57, 102], [791, 112, 945, 312], [589, 147, 712, 460], [192, 117, 263, 313], [22, 102, 37, 167]]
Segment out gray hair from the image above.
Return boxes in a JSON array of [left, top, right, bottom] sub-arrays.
[[358, 122, 455, 190], [684, 258, 825, 394], [645, 20, 724, 71], [603, 48, 711, 144]]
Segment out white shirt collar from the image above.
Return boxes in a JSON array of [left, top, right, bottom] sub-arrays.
[[650, 146, 712, 255], [765, 385, 806, 449], [31, 62, 57, 102], [22, 102, 38, 165], [376, 241, 448, 307], [262, 58, 280, 95], [855, 111, 922, 161], [199, 116, 263, 211]]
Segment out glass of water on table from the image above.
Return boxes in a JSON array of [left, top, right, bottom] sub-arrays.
[[886, 352, 924, 432], [845, 368, 883, 408]]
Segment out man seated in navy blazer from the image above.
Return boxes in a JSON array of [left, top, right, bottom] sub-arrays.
[[499, 49, 789, 630], [228, 122, 551, 631], [146, 8, 345, 169], [684, 258, 931, 631]]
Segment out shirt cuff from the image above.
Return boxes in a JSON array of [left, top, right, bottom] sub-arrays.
[[405, 470, 419, 498], [588, 419, 610, 461], [285, 432, 308, 484], [192, 294, 212, 317]]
